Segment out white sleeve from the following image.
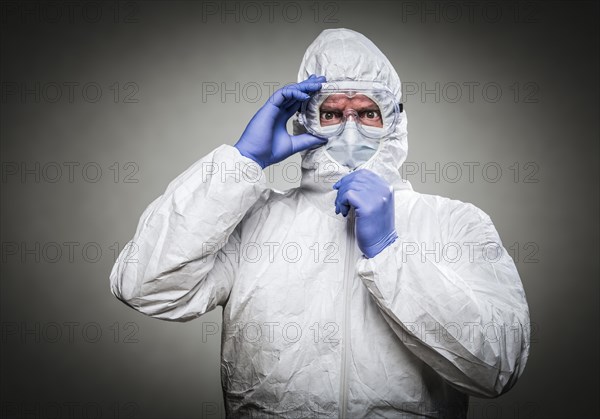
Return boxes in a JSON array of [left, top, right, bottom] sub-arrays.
[[110, 145, 267, 322], [357, 203, 531, 397]]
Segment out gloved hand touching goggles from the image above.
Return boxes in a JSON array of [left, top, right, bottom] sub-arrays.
[[298, 81, 402, 139]]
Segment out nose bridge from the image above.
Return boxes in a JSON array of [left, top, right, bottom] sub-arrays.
[[342, 108, 359, 122]]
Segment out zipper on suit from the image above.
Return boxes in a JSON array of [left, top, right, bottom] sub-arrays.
[[339, 209, 355, 419]]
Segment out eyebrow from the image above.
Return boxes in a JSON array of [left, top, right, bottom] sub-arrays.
[[355, 105, 380, 112], [320, 106, 343, 112]]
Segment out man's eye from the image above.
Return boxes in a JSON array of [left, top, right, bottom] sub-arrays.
[[362, 110, 381, 119], [321, 112, 339, 120]]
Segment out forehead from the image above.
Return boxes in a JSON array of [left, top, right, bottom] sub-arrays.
[[320, 93, 379, 109]]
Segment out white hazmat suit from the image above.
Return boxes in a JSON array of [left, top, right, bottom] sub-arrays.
[[110, 28, 530, 418]]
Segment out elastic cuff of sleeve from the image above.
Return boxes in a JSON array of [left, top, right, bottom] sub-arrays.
[[362, 230, 399, 259]]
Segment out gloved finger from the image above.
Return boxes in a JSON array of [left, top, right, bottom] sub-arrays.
[[303, 74, 325, 81], [334, 189, 350, 216], [333, 170, 370, 190], [269, 87, 310, 108], [333, 169, 368, 189], [335, 181, 365, 215], [298, 74, 327, 86], [335, 180, 366, 209], [276, 86, 320, 122], [277, 78, 326, 109], [336, 188, 362, 217], [336, 200, 350, 217], [291, 133, 327, 154], [299, 74, 317, 82], [270, 76, 326, 108], [293, 76, 326, 97], [351, 169, 386, 187], [298, 74, 326, 82], [276, 84, 321, 110], [282, 97, 303, 116], [295, 80, 326, 94], [273, 99, 305, 127]]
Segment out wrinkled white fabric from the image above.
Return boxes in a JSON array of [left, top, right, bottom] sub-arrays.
[[110, 28, 530, 418]]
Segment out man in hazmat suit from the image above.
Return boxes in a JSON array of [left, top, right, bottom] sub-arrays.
[[110, 28, 530, 418]]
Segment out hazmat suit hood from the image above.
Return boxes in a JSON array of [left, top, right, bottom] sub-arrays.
[[293, 28, 410, 193]]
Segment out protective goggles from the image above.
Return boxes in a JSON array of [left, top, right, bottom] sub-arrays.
[[299, 81, 402, 139]]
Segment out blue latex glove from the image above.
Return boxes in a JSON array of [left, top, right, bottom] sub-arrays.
[[234, 75, 327, 169], [334, 169, 398, 258]]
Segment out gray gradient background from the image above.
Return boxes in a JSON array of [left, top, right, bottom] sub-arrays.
[[1, 1, 598, 418]]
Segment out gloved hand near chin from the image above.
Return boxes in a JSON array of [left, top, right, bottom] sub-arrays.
[[234, 75, 328, 169], [334, 170, 398, 259]]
